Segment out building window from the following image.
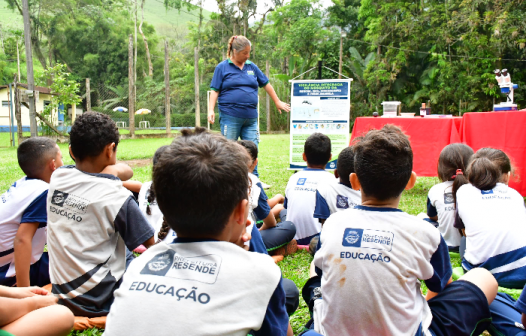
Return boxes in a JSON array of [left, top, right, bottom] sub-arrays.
[[44, 100, 51, 107], [2, 101, 9, 108]]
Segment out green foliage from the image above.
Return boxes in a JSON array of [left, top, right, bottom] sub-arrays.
[[37, 64, 81, 135]]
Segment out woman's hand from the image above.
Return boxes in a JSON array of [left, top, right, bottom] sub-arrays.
[[208, 110, 215, 124], [275, 100, 291, 114]]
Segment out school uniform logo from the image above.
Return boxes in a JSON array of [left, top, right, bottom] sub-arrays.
[[342, 228, 394, 251], [481, 190, 494, 195], [141, 250, 176, 276], [247, 70, 255, 76], [51, 190, 68, 207], [342, 229, 363, 247], [297, 178, 307, 185], [336, 195, 349, 209], [443, 192, 454, 204]]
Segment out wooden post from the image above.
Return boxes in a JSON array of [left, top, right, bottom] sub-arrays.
[[22, 0, 37, 137], [339, 30, 343, 79], [265, 60, 270, 132], [16, 42, 21, 81], [71, 103, 76, 124], [7, 84, 13, 146], [194, 46, 200, 127], [164, 40, 171, 134], [86, 78, 91, 111], [14, 78, 23, 143], [128, 34, 135, 137]]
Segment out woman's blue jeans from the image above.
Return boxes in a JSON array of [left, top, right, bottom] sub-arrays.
[[220, 113, 260, 176]]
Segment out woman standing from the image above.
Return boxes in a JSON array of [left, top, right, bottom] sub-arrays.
[[208, 35, 290, 176]]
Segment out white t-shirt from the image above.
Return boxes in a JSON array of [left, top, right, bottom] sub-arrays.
[[456, 183, 526, 287], [314, 180, 361, 220], [47, 166, 155, 316], [0, 177, 49, 279], [314, 206, 451, 336], [427, 181, 461, 247], [138, 182, 163, 231], [285, 168, 335, 242], [104, 239, 288, 336]]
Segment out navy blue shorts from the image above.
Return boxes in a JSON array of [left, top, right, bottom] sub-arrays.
[[428, 280, 492, 336], [487, 292, 526, 336], [0, 252, 50, 287]]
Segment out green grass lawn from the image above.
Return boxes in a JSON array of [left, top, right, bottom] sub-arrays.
[[0, 134, 484, 335]]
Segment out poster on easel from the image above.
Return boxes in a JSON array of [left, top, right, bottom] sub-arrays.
[[289, 79, 352, 170]]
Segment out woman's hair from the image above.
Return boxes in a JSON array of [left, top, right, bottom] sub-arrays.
[[452, 147, 511, 204], [227, 35, 251, 58]]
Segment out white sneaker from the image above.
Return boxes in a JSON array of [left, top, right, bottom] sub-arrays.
[[260, 182, 271, 189]]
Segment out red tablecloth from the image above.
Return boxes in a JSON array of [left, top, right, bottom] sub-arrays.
[[461, 111, 526, 196], [350, 117, 463, 176]]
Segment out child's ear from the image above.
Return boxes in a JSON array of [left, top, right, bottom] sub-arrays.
[[234, 199, 249, 225], [68, 145, 76, 161], [106, 143, 116, 158], [254, 158, 258, 167], [405, 171, 417, 190], [302, 153, 307, 162], [350, 173, 361, 191], [334, 170, 340, 179]]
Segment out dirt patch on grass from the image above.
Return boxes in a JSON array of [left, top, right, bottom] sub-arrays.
[[122, 158, 151, 168]]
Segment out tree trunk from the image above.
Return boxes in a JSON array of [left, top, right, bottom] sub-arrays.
[[128, 34, 135, 137], [14, 80, 23, 143], [139, 0, 153, 77], [164, 40, 170, 134], [194, 47, 200, 126], [266, 60, 270, 132]]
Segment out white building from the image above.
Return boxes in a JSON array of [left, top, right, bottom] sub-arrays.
[[0, 84, 59, 128]]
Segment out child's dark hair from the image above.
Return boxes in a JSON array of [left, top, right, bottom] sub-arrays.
[[69, 112, 119, 161], [17, 137, 58, 178], [452, 147, 511, 205], [237, 140, 258, 163], [336, 147, 355, 184], [438, 143, 474, 206], [352, 125, 412, 201], [153, 127, 249, 237], [305, 133, 331, 166], [146, 145, 170, 217]]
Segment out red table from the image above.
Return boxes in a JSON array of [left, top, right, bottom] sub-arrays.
[[461, 111, 526, 196], [350, 117, 463, 177]]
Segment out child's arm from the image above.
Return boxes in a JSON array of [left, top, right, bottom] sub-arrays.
[[13, 223, 39, 287], [425, 276, 452, 300], [0, 285, 49, 299], [0, 294, 57, 327], [101, 163, 134, 181], [267, 194, 284, 209], [259, 212, 277, 231], [122, 180, 143, 194]]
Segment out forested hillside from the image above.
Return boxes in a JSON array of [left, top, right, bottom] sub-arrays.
[[2, 0, 526, 126]]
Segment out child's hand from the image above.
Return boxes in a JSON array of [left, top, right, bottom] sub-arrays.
[[277, 194, 285, 204], [7, 286, 49, 299], [28, 294, 58, 310], [235, 219, 252, 248]]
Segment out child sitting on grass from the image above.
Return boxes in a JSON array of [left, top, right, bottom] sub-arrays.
[[0, 137, 63, 287], [238, 140, 297, 256], [284, 133, 335, 246], [420, 143, 474, 252], [104, 128, 292, 336], [0, 285, 73, 336], [314, 146, 361, 225], [302, 125, 497, 336], [454, 148, 526, 289], [47, 112, 155, 318]]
